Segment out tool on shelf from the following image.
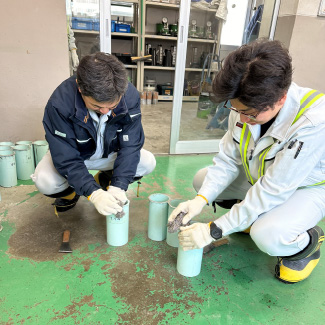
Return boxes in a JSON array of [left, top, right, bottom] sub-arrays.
[[131, 55, 152, 62]]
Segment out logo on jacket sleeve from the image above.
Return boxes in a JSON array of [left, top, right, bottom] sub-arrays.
[[123, 135, 129, 141]]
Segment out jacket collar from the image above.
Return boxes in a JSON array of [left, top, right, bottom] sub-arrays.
[[248, 82, 300, 142], [74, 89, 90, 124]]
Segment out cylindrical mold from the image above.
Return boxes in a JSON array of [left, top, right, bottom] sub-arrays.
[[166, 198, 186, 247], [148, 193, 169, 241], [11, 145, 34, 180], [0, 146, 13, 151], [177, 246, 204, 277], [0, 150, 17, 187], [106, 200, 129, 246], [0, 142, 14, 147], [146, 91, 152, 105], [16, 141, 35, 169], [140, 91, 147, 105], [33, 140, 49, 166]]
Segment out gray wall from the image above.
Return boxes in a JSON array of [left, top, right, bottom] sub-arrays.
[[0, 0, 70, 142], [275, 0, 325, 92]]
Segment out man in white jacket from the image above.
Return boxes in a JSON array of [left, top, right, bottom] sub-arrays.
[[169, 39, 325, 284]]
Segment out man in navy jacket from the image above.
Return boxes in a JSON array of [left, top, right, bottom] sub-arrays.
[[32, 53, 156, 216]]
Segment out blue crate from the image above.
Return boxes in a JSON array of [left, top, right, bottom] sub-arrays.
[[115, 23, 131, 33], [72, 17, 93, 30], [93, 18, 99, 31]]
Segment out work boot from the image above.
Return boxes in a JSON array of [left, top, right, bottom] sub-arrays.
[[52, 192, 80, 213], [275, 226, 324, 284], [94, 170, 113, 190]]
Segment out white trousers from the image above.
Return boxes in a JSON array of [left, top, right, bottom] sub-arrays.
[[31, 149, 156, 196], [193, 167, 325, 257]]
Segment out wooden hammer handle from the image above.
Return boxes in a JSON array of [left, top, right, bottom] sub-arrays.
[[62, 230, 70, 243]]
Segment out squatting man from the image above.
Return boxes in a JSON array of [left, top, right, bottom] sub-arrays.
[[169, 39, 325, 284], [32, 52, 156, 216]]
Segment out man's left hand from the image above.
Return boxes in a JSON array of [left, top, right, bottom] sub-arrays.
[[179, 223, 214, 251], [107, 186, 127, 204]]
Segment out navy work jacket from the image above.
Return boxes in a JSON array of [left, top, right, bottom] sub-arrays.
[[43, 76, 144, 197]]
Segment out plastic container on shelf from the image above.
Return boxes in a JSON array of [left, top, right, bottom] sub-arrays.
[[72, 17, 93, 30], [115, 23, 131, 33], [93, 18, 100, 31]]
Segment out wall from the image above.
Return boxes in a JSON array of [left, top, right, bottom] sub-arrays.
[[275, 0, 325, 92], [0, 0, 70, 142], [289, 0, 325, 92]]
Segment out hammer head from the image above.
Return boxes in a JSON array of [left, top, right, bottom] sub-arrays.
[[59, 230, 72, 253]]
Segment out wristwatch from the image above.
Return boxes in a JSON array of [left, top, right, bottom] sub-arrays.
[[209, 222, 223, 240]]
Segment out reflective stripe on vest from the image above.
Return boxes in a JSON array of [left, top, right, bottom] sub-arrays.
[[239, 90, 324, 186]]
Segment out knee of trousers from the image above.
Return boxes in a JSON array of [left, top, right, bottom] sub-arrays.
[[137, 150, 156, 176], [250, 223, 286, 257], [192, 167, 208, 192], [31, 168, 68, 196]]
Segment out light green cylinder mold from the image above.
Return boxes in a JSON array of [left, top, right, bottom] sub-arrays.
[[148, 193, 170, 241], [177, 246, 203, 277], [0, 150, 17, 187], [16, 141, 35, 169], [106, 200, 129, 246], [33, 140, 49, 166], [11, 145, 34, 180]]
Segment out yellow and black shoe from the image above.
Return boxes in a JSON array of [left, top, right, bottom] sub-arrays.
[[94, 170, 113, 190], [275, 226, 324, 284], [52, 192, 80, 213]]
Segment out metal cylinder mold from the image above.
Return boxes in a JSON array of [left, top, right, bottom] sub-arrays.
[[33, 140, 49, 166], [148, 193, 169, 241], [106, 200, 130, 246], [11, 145, 34, 180], [0, 150, 17, 187], [16, 141, 35, 168], [177, 245, 203, 277]]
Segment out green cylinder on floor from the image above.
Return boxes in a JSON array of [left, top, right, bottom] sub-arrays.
[[11, 145, 34, 180], [0, 150, 17, 187], [148, 193, 169, 241], [0, 142, 14, 147], [33, 140, 49, 166], [106, 200, 129, 246], [166, 198, 186, 247], [177, 246, 203, 277], [0, 146, 13, 151], [16, 141, 35, 169]]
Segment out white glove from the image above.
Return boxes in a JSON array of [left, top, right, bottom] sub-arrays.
[[89, 189, 123, 216], [71, 49, 79, 70], [107, 186, 127, 204], [168, 196, 207, 225], [179, 223, 214, 251]]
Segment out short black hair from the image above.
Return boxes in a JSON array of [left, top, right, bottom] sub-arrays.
[[77, 52, 128, 103], [212, 39, 293, 111]]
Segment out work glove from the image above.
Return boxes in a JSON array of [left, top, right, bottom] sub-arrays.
[[71, 48, 79, 70], [179, 223, 214, 251], [107, 185, 127, 205], [168, 196, 207, 225], [89, 189, 123, 216]]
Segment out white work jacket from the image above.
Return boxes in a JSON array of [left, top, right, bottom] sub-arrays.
[[198, 83, 325, 236]]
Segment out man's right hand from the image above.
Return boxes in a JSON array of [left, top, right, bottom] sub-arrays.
[[168, 195, 207, 225], [89, 189, 123, 216]]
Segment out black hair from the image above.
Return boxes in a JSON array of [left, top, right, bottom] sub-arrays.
[[212, 39, 293, 111], [76, 52, 128, 103]]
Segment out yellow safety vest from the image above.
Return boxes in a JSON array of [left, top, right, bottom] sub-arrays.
[[239, 90, 325, 186]]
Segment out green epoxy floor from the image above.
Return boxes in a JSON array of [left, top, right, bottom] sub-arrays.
[[1, 155, 325, 324]]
